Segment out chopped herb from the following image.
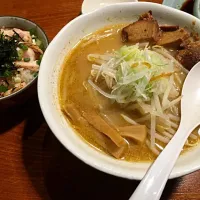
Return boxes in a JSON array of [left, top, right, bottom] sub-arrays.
[[0, 85, 8, 92], [17, 49, 23, 61], [34, 38, 44, 51], [24, 58, 30, 62], [29, 28, 37, 36], [3, 69, 13, 77], [19, 43, 28, 51], [29, 28, 44, 50], [35, 38, 41, 45], [39, 42, 44, 51], [33, 72, 38, 77]]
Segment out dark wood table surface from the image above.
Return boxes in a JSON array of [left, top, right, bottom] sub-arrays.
[[1, 0, 200, 199]]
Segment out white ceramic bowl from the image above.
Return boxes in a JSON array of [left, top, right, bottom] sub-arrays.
[[38, 2, 200, 180]]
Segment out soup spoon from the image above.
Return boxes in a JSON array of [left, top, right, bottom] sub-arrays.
[[129, 62, 200, 200]]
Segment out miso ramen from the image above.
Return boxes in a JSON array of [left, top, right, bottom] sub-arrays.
[[59, 11, 200, 162]]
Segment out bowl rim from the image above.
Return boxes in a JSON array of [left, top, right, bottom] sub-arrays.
[[0, 15, 49, 101], [38, 1, 200, 180]]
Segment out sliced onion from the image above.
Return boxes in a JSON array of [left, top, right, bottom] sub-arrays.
[[146, 140, 160, 155], [121, 114, 138, 125], [88, 79, 116, 99], [150, 98, 156, 148], [163, 96, 182, 111]]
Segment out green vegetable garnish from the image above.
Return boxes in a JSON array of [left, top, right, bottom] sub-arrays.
[[87, 44, 175, 103], [17, 49, 23, 61], [36, 38, 42, 47], [19, 44, 28, 51], [29, 28, 44, 50], [24, 58, 30, 62], [33, 72, 38, 77], [29, 28, 37, 36], [35, 38, 44, 50], [0, 85, 8, 92], [3, 69, 13, 77]]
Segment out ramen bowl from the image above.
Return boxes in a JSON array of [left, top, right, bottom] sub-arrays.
[[38, 2, 200, 180]]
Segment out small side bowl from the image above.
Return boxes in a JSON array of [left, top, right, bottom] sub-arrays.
[[0, 16, 48, 109]]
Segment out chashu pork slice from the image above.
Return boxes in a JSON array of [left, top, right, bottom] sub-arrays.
[[176, 41, 200, 70], [122, 19, 161, 43], [156, 28, 190, 46]]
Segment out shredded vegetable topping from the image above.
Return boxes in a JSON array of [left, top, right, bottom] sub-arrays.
[[87, 44, 196, 155], [88, 44, 182, 113]]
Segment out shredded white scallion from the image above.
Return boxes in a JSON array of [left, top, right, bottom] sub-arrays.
[[121, 114, 138, 125], [150, 98, 156, 148], [88, 79, 116, 99], [146, 140, 160, 155], [87, 44, 197, 155]]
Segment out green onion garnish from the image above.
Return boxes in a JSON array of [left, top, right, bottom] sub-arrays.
[[24, 58, 30, 62]]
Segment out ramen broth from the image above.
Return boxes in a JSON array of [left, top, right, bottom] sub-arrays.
[[59, 24, 199, 162]]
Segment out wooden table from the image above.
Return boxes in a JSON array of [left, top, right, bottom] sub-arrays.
[[1, 0, 200, 199]]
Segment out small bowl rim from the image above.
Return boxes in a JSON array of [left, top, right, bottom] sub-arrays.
[[0, 15, 49, 101]]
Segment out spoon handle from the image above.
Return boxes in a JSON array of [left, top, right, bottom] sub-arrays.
[[129, 124, 191, 200]]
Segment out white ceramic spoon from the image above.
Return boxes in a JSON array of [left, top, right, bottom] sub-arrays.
[[81, 0, 138, 14], [129, 62, 200, 200]]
